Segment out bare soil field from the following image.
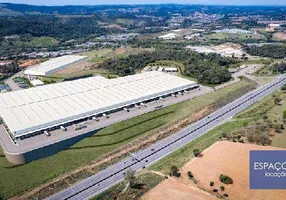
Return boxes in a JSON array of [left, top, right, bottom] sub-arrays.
[[180, 141, 286, 200], [143, 179, 216, 200], [115, 47, 126, 55], [17, 59, 41, 69], [53, 61, 94, 75], [273, 32, 286, 40]]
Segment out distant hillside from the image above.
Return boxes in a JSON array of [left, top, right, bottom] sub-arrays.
[[0, 3, 116, 16], [1, 3, 285, 17]]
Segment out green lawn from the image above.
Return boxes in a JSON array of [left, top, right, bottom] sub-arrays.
[[0, 79, 253, 199]]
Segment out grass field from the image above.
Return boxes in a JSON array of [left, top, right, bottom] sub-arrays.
[[90, 77, 286, 199], [12, 37, 58, 48], [80, 47, 153, 63], [43, 68, 119, 84], [205, 33, 230, 40], [237, 90, 286, 148], [92, 172, 164, 200], [150, 83, 286, 175], [204, 32, 265, 42], [0, 80, 253, 199], [149, 119, 251, 174]]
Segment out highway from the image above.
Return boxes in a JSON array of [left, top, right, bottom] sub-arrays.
[[47, 74, 286, 200]]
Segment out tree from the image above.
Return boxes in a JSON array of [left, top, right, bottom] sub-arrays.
[[219, 174, 233, 185], [245, 120, 271, 145], [274, 97, 282, 105], [124, 169, 136, 188], [170, 165, 180, 177], [283, 110, 286, 123], [220, 185, 225, 192], [281, 84, 286, 91], [193, 149, 201, 157], [210, 181, 214, 187], [187, 171, 194, 179]]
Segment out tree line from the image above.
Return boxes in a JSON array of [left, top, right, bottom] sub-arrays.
[[245, 45, 286, 59], [98, 49, 236, 85]]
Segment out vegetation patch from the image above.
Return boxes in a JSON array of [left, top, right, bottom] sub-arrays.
[[92, 172, 164, 200], [98, 49, 236, 84], [219, 174, 233, 185], [245, 44, 286, 59]]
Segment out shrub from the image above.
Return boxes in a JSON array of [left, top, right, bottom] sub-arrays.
[[274, 97, 282, 105], [219, 174, 233, 184], [193, 149, 201, 157], [220, 185, 225, 192], [222, 133, 227, 138], [187, 171, 194, 179], [170, 165, 180, 177], [210, 181, 214, 187], [238, 138, 244, 143]]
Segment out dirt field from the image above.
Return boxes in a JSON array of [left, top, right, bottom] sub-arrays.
[[273, 32, 286, 40], [17, 59, 42, 69], [115, 47, 125, 55], [143, 179, 216, 200], [53, 61, 94, 75], [180, 141, 286, 200]]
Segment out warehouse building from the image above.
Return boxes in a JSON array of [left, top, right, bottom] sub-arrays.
[[0, 72, 197, 139], [24, 55, 87, 76]]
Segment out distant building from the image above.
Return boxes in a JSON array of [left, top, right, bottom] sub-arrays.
[[184, 33, 201, 40], [214, 29, 252, 34], [228, 68, 239, 73], [0, 71, 197, 138], [24, 55, 87, 77], [266, 24, 281, 32], [158, 33, 178, 40], [30, 79, 45, 87], [164, 67, 178, 72]]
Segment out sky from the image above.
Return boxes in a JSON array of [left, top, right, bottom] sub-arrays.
[[2, 0, 286, 6]]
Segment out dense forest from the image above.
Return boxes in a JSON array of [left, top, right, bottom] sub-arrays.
[[245, 45, 286, 59], [0, 16, 121, 41], [98, 50, 235, 84]]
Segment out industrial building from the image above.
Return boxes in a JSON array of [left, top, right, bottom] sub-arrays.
[[0, 72, 197, 139], [24, 55, 87, 76]]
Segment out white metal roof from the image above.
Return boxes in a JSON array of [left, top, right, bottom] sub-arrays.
[[30, 79, 44, 87], [0, 72, 196, 137], [24, 55, 87, 76]]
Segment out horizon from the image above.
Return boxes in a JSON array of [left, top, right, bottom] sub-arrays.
[[2, 0, 286, 6]]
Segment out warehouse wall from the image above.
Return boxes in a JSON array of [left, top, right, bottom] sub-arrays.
[[4, 128, 102, 164]]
